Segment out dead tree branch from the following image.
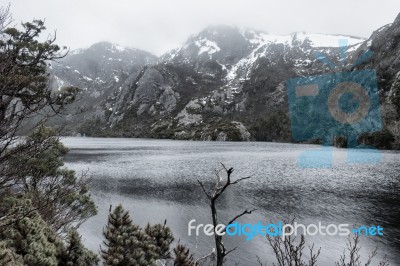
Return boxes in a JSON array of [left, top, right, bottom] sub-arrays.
[[197, 163, 255, 266]]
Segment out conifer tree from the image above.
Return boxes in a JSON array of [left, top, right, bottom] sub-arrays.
[[101, 204, 159, 266], [0, 7, 97, 266], [0, 195, 64, 266], [0, 7, 79, 189], [0, 241, 23, 266], [59, 229, 99, 266], [7, 126, 97, 232], [173, 244, 196, 266], [145, 221, 174, 259]]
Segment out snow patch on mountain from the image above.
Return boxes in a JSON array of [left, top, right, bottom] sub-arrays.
[[226, 33, 269, 81], [247, 32, 292, 46], [294, 32, 364, 47], [195, 38, 221, 55], [111, 43, 127, 52], [54, 75, 65, 90], [69, 48, 85, 55], [243, 30, 364, 48], [226, 50, 258, 81], [346, 42, 363, 52]]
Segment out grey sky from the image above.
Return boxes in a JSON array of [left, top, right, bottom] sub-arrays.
[[2, 0, 399, 56]]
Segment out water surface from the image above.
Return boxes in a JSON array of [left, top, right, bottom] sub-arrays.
[[62, 137, 400, 265]]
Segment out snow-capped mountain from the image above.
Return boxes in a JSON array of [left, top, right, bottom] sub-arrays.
[[163, 26, 364, 62], [53, 42, 156, 83], [157, 27, 366, 115], [54, 17, 400, 149]]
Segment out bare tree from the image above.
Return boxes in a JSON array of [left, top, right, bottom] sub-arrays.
[[0, 4, 12, 32], [266, 220, 320, 266], [335, 234, 389, 266], [264, 228, 390, 266], [197, 163, 256, 266]]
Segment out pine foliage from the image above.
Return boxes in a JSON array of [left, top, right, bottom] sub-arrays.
[[145, 221, 174, 259], [7, 126, 97, 232], [59, 229, 99, 266], [101, 204, 159, 266], [0, 195, 64, 266], [173, 244, 196, 266]]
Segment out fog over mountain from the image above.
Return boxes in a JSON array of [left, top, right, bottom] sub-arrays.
[[2, 0, 400, 55], [46, 14, 400, 149]]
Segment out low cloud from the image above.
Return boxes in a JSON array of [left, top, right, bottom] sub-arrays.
[[2, 0, 399, 55]]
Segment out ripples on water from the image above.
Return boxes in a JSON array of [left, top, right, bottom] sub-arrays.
[[61, 137, 400, 265]]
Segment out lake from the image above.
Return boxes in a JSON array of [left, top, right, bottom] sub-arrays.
[[61, 137, 400, 265]]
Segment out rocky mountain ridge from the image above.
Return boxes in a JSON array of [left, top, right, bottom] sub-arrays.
[[51, 17, 400, 149], [47, 42, 157, 126]]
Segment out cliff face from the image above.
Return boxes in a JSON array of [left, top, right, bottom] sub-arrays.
[[52, 17, 400, 148], [353, 14, 400, 148], [47, 42, 157, 127]]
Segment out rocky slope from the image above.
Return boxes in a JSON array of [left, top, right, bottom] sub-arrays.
[[55, 16, 400, 148], [46, 42, 157, 127]]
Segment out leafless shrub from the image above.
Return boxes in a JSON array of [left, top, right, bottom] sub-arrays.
[[335, 234, 389, 266], [266, 220, 320, 266]]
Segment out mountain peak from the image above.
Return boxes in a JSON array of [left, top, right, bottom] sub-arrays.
[[162, 24, 251, 65], [88, 42, 133, 53], [395, 12, 400, 25]]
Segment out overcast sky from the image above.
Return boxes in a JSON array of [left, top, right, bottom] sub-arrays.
[[1, 0, 399, 56]]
